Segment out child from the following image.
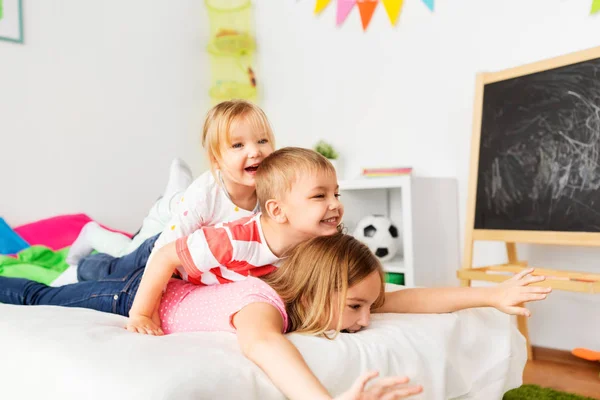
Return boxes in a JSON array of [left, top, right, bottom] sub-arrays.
[[160, 233, 426, 400], [156, 233, 549, 399], [68, 99, 276, 282], [127, 146, 343, 333]]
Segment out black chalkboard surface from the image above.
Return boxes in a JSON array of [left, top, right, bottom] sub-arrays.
[[474, 58, 600, 232]]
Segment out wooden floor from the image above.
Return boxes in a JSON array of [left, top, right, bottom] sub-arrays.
[[523, 348, 600, 399]]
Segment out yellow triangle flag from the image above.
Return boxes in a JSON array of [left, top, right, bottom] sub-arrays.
[[592, 0, 600, 14], [315, 0, 332, 14], [382, 0, 403, 25]]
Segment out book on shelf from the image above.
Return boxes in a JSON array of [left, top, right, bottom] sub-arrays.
[[361, 167, 413, 177]]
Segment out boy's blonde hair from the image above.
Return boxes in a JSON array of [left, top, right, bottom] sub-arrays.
[[202, 100, 275, 168], [255, 147, 336, 211], [261, 233, 385, 338]]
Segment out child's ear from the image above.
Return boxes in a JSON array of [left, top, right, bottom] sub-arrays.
[[264, 199, 287, 223]]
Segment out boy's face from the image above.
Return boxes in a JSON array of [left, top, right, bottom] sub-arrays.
[[281, 170, 344, 239], [217, 118, 275, 189]]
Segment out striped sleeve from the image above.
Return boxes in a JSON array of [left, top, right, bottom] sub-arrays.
[[175, 224, 234, 279]]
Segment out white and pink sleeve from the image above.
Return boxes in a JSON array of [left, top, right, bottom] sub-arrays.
[[153, 172, 215, 251]]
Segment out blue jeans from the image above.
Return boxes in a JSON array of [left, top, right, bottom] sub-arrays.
[[77, 234, 160, 281], [0, 265, 144, 316]]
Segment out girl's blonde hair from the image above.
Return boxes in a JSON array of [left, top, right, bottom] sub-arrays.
[[202, 100, 275, 168], [261, 233, 385, 338]]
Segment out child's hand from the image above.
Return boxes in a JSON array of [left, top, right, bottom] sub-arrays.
[[335, 371, 423, 400], [490, 268, 552, 317], [126, 314, 164, 336]]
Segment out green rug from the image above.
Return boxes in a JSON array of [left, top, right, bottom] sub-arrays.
[[504, 385, 596, 400]]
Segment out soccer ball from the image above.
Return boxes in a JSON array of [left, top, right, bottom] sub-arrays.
[[352, 215, 401, 262]]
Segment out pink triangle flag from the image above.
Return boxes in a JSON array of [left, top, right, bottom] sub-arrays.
[[337, 0, 357, 26]]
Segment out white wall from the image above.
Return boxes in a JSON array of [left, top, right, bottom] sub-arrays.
[[0, 1, 211, 232], [1, 1, 599, 351], [253, 0, 600, 350]]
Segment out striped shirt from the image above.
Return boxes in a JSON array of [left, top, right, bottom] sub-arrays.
[[174, 213, 280, 286]]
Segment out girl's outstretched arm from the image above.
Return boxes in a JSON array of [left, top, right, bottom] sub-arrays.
[[234, 303, 422, 400], [374, 268, 551, 316], [234, 303, 331, 400], [127, 242, 180, 335]]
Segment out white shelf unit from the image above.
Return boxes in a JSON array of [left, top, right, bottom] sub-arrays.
[[339, 176, 460, 288]]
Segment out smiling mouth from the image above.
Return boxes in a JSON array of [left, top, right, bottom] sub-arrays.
[[245, 164, 259, 173], [321, 217, 338, 224]]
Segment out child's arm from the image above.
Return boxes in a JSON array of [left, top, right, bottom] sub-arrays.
[[234, 303, 423, 400], [126, 242, 180, 335], [374, 268, 552, 316]]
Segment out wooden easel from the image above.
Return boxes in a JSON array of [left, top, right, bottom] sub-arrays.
[[458, 47, 600, 361]]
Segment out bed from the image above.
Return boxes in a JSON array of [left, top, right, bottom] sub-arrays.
[[0, 283, 525, 400]]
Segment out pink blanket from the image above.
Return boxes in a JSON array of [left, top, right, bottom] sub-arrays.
[[14, 214, 132, 251]]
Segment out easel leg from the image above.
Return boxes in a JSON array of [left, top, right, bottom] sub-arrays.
[[460, 239, 474, 287], [517, 311, 533, 361], [506, 242, 533, 360]]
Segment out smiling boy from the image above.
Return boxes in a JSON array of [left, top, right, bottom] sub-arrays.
[[127, 147, 344, 334]]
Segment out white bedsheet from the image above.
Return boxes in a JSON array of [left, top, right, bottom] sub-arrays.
[[0, 302, 525, 399]]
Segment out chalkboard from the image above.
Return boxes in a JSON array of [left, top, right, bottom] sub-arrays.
[[474, 57, 600, 232]]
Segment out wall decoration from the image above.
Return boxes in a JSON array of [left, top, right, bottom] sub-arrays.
[[592, 0, 600, 15], [308, 1, 600, 30], [0, 0, 23, 44], [422, 0, 434, 12], [381, 0, 404, 26], [313, 0, 432, 30], [314, 0, 331, 14], [205, 0, 257, 104], [357, 0, 378, 30], [336, 0, 356, 26]]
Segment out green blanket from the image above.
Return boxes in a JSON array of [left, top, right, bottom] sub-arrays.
[[0, 246, 70, 285]]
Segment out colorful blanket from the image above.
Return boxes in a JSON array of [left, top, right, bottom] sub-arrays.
[[0, 218, 29, 255], [0, 246, 70, 285]]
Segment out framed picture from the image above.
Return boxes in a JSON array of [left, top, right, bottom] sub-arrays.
[[0, 0, 24, 43]]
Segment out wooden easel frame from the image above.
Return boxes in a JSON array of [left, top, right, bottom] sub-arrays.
[[458, 46, 600, 360]]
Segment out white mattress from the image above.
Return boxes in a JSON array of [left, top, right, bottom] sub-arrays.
[[0, 298, 525, 400]]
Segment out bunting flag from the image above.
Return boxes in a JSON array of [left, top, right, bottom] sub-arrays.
[[357, 0, 378, 30], [337, 0, 356, 26], [312, 0, 600, 31], [314, 0, 332, 14], [382, 0, 404, 25], [422, 0, 434, 11]]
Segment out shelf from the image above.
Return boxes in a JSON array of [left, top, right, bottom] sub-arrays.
[[382, 257, 406, 274], [339, 176, 411, 191]]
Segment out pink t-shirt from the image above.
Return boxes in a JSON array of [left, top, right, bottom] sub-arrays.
[[159, 277, 288, 335]]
